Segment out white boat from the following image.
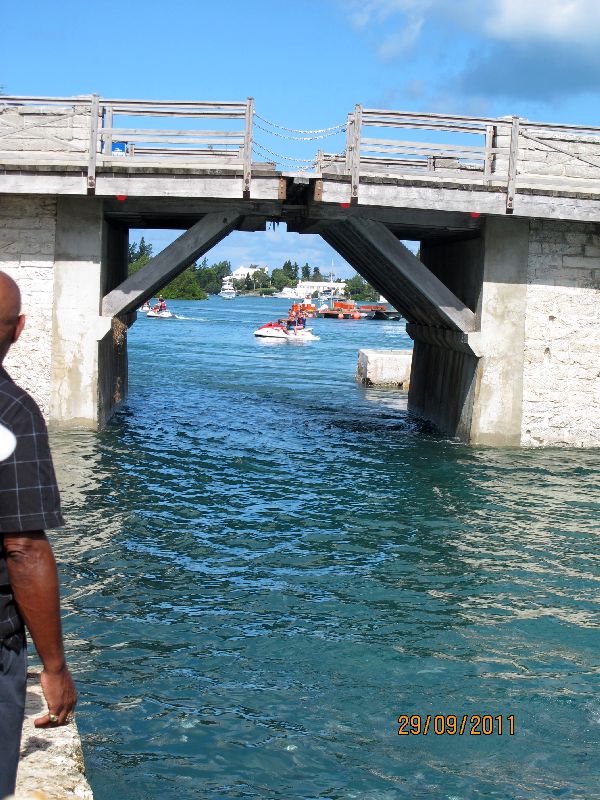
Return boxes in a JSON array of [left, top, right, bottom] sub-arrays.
[[273, 286, 304, 300], [146, 309, 174, 319], [219, 276, 236, 299], [140, 302, 150, 312], [254, 321, 320, 340], [318, 288, 344, 305]]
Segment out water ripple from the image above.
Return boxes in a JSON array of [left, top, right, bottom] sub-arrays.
[[48, 298, 600, 800]]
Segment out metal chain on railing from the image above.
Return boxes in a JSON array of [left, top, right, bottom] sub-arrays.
[[253, 120, 345, 142], [251, 110, 346, 170], [253, 111, 346, 136], [252, 140, 317, 169]]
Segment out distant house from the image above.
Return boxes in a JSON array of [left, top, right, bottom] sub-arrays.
[[231, 264, 269, 281], [296, 280, 347, 296]]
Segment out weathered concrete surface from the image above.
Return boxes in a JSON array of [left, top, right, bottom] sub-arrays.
[[468, 216, 530, 446], [521, 219, 600, 447], [412, 216, 600, 446], [357, 349, 412, 387], [50, 196, 112, 427], [0, 104, 92, 158], [0, 196, 57, 419], [14, 672, 92, 800]]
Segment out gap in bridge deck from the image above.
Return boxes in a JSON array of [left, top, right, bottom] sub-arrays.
[[126, 225, 356, 296]]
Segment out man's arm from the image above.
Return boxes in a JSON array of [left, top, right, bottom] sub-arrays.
[[3, 530, 77, 727]]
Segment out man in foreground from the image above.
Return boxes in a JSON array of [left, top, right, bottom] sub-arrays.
[[0, 271, 77, 798]]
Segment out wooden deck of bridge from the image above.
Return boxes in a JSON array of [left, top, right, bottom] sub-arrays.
[[1, 95, 600, 226]]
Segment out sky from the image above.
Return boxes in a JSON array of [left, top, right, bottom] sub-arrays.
[[3, 0, 599, 277]]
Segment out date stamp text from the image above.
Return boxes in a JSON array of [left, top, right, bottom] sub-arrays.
[[397, 714, 515, 736]]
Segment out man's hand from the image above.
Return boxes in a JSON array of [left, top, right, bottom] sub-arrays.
[[4, 531, 78, 727], [35, 666, 78, 727]]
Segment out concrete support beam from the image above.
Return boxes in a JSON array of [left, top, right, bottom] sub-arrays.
[[102, 211, 241, 317], [322, 217, 477, 332], [407, 331, 479, 440], [50, 196, 113, 427], [469, 217, 530, 445], [407, 217, 530, 445]]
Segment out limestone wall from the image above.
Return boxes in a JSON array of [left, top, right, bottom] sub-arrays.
[[521, 219, 600, 447], [1, 196, 57, 418], [0, 104, 92, 158], [494, 126, 600, 186]]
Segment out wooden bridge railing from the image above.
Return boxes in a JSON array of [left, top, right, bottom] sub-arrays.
[[339, 105, 600, 209], [0, 95, 255, 196], [2, 95, 600, 208]]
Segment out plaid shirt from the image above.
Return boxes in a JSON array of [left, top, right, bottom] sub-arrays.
[[0, 366, 64, 649]]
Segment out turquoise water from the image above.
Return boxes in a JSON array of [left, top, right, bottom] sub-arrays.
[[49, 297, 600, 799]]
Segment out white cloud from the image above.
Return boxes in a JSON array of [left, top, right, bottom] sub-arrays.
[[346, 0, 432, 29], [485, 0, 600, 45], [377, 13, 424, 59], [340, 0, 600, 47], [336, 0, 600, 106]]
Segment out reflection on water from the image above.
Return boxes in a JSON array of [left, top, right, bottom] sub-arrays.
[[49, 298, 600, 800]]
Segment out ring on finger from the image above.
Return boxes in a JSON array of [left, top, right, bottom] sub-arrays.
[[48, 713, 59, 723]]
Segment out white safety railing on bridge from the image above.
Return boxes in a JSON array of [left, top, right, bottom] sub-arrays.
[[2, 95, 600, 209], [0, 95, 256, 195], [339, 105, 600, 209]]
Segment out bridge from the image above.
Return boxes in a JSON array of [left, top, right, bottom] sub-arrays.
[[1, 95, 599, 447]]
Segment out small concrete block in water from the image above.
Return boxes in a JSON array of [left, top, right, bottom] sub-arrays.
[[356, 348, 412, 387], [14, 671, 93, 799]]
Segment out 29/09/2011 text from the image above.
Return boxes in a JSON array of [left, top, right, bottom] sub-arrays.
[[397, 714, 515, 736]]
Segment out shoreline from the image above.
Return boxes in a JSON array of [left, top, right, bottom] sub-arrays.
[[15, 671, 92, 799]]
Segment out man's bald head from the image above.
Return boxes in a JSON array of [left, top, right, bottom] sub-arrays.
[[0, 271, 25, 365]]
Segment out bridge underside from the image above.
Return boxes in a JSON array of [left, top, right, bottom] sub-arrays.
[[2, 185, 599, 447]]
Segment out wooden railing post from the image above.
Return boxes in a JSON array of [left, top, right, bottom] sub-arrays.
[[243, 96, 254, 199], [484, 124, 494, 183], [87, 94, 100, 193], [506, 116, 520, 212], [344, 112, 354, 173], [350, 104, 362, 204], [103, 104, 113, 159]]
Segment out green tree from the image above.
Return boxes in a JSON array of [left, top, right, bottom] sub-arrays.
[[275, 260, 299, 287], [128, 238, 153, 277], [128, 236, 153, 266], [195, 259, 232, 294], [301, 263, 311, 280], [344, 273, 379, 301], [270, 267, 296, 291], [252, 268, 270, 289], [312, 266, 325, 281], [128, 238, 208, 299], [161, 267, 208, 300]]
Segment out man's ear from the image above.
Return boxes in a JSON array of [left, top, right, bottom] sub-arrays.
[[13, 314, 25, 344]]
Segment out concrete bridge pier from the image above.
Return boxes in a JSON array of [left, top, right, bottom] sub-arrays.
[[51, 196, 129, 428], [1, 194, 129, 428], [324, 215, 600, 447], [415, 217, 530, 446]]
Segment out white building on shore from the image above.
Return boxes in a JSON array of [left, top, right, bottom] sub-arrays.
[[231, 264, 269, 281], [274, 279, 347, 299], [298, 279, 347, 296]]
